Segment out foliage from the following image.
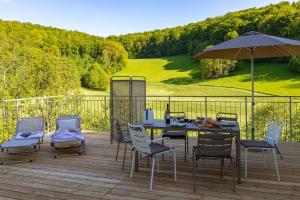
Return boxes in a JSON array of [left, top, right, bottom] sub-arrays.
[[288, 56, 300, 73], [108, 1, 300, 59], [249, 102, 300, 141], [0, 20, 128, 99], [199, 59, 237, 79], [82, 63, 110, 90]]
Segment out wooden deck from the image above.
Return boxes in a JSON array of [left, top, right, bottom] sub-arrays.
[[0, 132, 300, 200]]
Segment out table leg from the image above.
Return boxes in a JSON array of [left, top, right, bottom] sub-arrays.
[[151, 129, 154, 141], [236, 132, 241, 184]]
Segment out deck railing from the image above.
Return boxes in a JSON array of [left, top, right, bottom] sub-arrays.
[[1, 95, 300, 142]]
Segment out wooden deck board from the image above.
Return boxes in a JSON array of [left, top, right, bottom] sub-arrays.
[[0, 132, 299, 200]]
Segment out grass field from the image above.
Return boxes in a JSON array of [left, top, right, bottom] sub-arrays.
[[82, 55, 300, 96]]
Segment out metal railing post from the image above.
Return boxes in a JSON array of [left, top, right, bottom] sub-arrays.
[[289, 97, 293, 142], [245, 97, 248, 140], [205, 97, 208, 118], [104, 96, 107, 122]]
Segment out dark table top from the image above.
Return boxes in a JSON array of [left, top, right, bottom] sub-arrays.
[[141, 119, 240, 134]]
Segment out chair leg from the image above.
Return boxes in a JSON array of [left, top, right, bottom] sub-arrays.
[[221, 158, 224, 178], [232, 158, 236, 192], [150, 157, 155, 191], [130, 150, 135, 178], [272, 149, 280, 181], [174, 150, 177, 181], [162, 140, 164, 161], [116, 142, 120, 161], [187, 135, 189, 155], [263, 149, 267, 168], [193, 152, 196, 193], [184, 137, 187, 163], [122, 143, 127, 170], [245, 148, 248, 178], [156, 156, 160, 173]]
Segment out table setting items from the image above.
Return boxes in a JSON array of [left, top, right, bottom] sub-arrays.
[[143, 108, 154, 124]]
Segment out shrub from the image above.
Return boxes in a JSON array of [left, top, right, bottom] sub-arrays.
[[288, 56, 300, 73]]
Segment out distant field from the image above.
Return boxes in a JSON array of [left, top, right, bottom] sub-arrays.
[[115, 55, 300, 96], [81, 55, 300, 96]]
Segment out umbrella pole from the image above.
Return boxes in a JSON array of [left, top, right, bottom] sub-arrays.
[[251, 48, 255, 140]]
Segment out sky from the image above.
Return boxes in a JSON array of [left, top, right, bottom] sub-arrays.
[[0, 0, 296, 37]]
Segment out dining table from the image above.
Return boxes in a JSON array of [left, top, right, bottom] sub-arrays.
[[138, 119, 242, 184]]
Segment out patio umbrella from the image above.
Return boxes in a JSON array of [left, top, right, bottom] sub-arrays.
[[194, 31, 300, 140]]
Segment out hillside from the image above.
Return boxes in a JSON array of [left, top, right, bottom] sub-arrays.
[[116, 55, 300, 96], [0, 20, 127, 99], [109, 1, 300, 58]]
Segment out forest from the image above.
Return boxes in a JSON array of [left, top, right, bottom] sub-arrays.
[[108, 1, 300, 58], [0, 20, 128, 100], [0, 1, 299, 100]]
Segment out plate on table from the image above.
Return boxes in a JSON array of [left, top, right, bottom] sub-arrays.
[[220, 121, 237, 127], [171, 121, 186, 127], [143, 121, 154, 125]]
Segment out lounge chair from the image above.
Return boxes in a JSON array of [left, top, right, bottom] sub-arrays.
[[51, 115, 86, 157], [0, 117, 45, 164], [128, 123, 176, 191]]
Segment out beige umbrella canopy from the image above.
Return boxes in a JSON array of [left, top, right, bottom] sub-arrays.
[[195, 31, 300, 140]]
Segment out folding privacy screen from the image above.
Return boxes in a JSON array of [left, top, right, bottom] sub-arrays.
[[110, 76, 146, 143]]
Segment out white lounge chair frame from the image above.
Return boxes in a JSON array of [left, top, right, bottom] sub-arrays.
[[51, 115, 86, 158], [0, 117, 45, 164]]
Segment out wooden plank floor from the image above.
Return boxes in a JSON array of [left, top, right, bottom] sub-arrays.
[[0, 132, 300, 200]]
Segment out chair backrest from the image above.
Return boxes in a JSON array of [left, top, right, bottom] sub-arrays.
[[265, 119, 284, 146], [16, 117, 45, 133], [112, 118, 124, 142], [167, 112, 187, 132], [216, 112, 238, 122], [128, 123, 151, 154], [56, 115, 81, 132], [196, 133, 234, 158], [170, 112, 186, 120]]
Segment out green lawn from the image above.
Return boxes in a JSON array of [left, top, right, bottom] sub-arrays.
[[116, 55, 300, 96]]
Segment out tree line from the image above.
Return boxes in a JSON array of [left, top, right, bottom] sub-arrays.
[[1, 1, 299, 100], [0, 20, 128, 100], [108, 1, 300, 59]]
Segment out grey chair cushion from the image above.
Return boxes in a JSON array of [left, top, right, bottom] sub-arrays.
[[122, 132, 132, 143], [149, 143, 170, 155], [240, 140, 274, 149], [162, 131, 187, 138]]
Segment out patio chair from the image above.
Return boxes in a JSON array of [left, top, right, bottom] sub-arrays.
[[51, 115, 86, 158], [0, 117, 45, 164], [112, 118, 132, 169], [216, 112, 238, 122], [240, 118, 284, 181], [193, 132, 236, 192], [128, 123, 176, 191], [162, 112, 189, 162]]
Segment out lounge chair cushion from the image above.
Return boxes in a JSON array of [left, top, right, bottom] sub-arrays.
[[149, 143, 170, 155], [52, 129, 86, 143], [0, 138, 38, 149], [240, 140, 274, 149], [15, 132, 44, 140], [58, 119, 78, 132]]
